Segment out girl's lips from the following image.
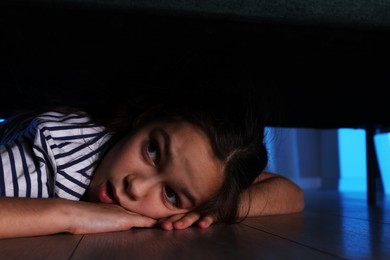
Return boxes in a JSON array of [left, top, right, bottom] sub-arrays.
[[98, 182, 117, 204]]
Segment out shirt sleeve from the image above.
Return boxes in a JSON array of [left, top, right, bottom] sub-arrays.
[[0, 112, 111, 200]]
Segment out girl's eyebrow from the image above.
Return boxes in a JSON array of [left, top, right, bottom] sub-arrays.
[[151, 127, 197, 208]]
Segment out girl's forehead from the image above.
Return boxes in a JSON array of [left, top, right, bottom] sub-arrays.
[[144, 121, 224, 201]]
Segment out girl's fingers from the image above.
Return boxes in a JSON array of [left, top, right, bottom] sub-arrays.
[[172, 212, 201, 230], [158, 213, 216, 230], [158, 212, 201, 230], [158, 213, 186, 230], [196, 215, 215, 228]]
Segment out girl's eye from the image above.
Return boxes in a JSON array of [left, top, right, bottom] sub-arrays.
[[147, 140, 160, 165], [164, 186, 179, 207]]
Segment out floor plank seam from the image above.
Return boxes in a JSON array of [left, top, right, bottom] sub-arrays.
[[241, 223, 347, 259], [68, 235, 85, 259]]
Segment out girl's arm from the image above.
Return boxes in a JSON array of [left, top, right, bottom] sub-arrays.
[[205, 172, 304, 226], [0, 197, 157, 239], [158, 172, 304, 230], [237, 172, 304, 217]]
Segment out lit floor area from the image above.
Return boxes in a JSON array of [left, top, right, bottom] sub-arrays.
[[1, 190, 389, 259], [245, 190, 390, 259]]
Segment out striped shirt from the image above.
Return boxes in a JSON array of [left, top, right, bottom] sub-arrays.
[[0, 112, 111, 200]]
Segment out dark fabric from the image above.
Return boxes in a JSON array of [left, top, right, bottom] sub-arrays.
[[1, 1, 390, 128], [2, 0, 390, 30]]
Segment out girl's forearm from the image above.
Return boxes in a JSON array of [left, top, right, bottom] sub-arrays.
[[0, 197, 74, 239], [0, 197, 157, 239], [238, 174, 304, 218]]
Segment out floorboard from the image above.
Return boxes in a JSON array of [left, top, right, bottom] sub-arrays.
[[71, 224, 337, 260], [303, 191, 390, 224], [0, 234, 83, 260], [0, 190, 388, 259], [243, 212, 389, 259]]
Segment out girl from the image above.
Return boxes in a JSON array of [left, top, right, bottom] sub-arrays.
[[0, 54, 304, 239]]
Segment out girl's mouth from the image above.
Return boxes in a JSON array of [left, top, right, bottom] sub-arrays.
[[98, 182, 118, 204]]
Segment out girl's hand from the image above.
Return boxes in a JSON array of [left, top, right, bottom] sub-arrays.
[[67, 201, 158, 234], [157, 212, 215, 230]]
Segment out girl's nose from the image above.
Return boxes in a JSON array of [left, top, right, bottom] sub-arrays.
[[125, 176, 158, 200]]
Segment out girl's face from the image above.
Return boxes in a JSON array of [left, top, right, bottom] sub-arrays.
[[86, 121, 224, 219]]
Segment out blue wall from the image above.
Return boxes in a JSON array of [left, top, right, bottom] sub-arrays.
[[338, 128, 367, 192]]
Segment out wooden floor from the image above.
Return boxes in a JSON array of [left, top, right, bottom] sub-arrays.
[[1, 190, 389, 259]]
